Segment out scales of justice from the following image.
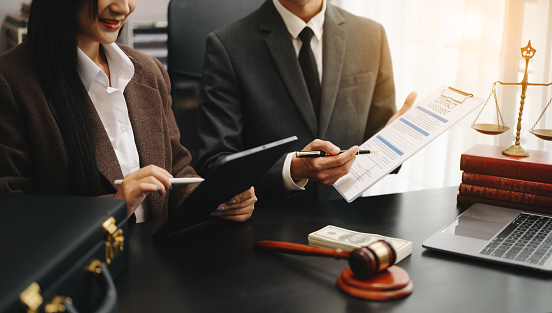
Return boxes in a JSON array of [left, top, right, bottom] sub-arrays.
[[471, 41, 552, 157]]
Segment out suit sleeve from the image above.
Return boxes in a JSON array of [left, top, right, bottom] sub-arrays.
[[152, 57, 200, 214], [0, 71, 33, 193], [194, 33, 292, 200], [195, 33, 245, 176]]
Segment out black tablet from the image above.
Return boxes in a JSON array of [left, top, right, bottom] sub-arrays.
[[152, 136, 298, 239]]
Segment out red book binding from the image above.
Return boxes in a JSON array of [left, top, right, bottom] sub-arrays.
[[460, 144, 552, 184], [462, 172, 552, 197], [457, 194, 550, 214], [458, 183, 552, 207]]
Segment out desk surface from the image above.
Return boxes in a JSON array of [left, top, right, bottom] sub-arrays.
[[116, 187, 552, 313]]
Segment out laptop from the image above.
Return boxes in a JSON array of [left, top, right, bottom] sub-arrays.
[[422, 203, 552, 271], [152, 136, 298, 239]]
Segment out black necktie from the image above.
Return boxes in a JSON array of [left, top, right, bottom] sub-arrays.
[[298, 27, 321, 121]]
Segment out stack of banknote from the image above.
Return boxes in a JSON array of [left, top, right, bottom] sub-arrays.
[[308, 225, 412, 263]]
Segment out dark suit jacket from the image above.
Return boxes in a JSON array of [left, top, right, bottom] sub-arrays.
[[195, 0, 396, 202], [0, 42, 197, 221]]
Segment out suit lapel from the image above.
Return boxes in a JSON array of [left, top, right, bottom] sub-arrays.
[[259, 1, 318, 138], [86, 97, 123, 188], [88, 54, 165, 189], [319, 5, 347, 138], [123, 63, 165, 174]]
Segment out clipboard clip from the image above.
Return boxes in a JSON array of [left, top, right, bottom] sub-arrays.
[[441, 87, 473, 104]]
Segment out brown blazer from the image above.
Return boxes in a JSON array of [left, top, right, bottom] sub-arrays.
[[0, 42, 197, 221]]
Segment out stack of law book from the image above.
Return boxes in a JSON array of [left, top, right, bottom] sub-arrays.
[[458, 144, 552, 213], [308, 225, 412, 263]]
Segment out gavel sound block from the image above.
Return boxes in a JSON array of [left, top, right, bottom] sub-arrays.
[[254, 240, 413, 301]]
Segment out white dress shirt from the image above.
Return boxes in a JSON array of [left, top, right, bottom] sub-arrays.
[[273, 0, 326, 191], [77, 43, 146, 222]]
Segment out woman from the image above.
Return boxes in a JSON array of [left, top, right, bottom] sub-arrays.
[[0, 0, 256, 222]]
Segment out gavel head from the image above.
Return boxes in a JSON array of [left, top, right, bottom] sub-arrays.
[[348, 240, 397, 279]]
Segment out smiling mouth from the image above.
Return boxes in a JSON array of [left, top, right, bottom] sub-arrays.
[[100, 18, 123, 30]]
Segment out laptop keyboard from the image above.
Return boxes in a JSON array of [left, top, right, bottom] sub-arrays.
[[480, 213, 552, 266]]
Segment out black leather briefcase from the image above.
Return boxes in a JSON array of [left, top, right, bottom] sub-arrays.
[[0, 194, 128, 313]]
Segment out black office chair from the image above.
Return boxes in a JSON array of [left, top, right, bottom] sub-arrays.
[[167, 0, 264, 159], [167, 0, 264, 92]]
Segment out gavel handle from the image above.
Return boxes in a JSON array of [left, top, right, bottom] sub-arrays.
[[254, 240, 351, 260]]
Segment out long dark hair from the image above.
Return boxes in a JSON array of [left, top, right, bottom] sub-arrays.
[[27, 0, 104, 196]]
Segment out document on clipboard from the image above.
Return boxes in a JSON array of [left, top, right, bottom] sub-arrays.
[[334, 86, 485, 202]]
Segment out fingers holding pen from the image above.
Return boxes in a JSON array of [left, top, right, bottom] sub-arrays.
[[324, 145, 359, 166], [314, 146, 359, 185], [291, 139, 339, 181], [308, 139, 341, 155], [305, 145, 357, 172], [120, 164, 171, 184], [116, 177, 166, 217], [291, 142, 359, 185], [114, 165, 173, 216]]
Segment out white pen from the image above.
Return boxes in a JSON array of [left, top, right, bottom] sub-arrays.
[[114, 177, 204, 186]]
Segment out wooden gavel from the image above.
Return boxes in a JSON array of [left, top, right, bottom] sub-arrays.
[[254, 240, 397, 279]]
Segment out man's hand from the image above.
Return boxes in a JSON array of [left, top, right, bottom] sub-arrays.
[[290, 139, 359, 186], [385, 91, 417, 126]]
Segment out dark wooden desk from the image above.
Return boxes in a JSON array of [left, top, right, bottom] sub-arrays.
[[116, 187, 552, 313]]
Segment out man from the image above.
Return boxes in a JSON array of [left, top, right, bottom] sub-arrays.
[[195, 0, 415, 202]]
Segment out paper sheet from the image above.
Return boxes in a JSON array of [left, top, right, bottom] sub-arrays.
[[334, 86, 485, 202]]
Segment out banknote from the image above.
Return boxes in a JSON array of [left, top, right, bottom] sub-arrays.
[[308, 225, 412, 263]]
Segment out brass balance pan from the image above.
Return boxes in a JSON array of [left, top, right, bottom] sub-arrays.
[[531, 129, 552, 141], [472, 123, 510, 135]]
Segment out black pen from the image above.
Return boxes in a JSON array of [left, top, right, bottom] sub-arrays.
[[295, 150, 378, 158]]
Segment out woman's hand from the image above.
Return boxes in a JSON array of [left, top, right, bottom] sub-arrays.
[[211, 187, 257, 222], [114, 165, 172, 217]]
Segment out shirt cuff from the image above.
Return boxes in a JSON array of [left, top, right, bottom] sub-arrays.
[[282, 152, 308, 190]]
